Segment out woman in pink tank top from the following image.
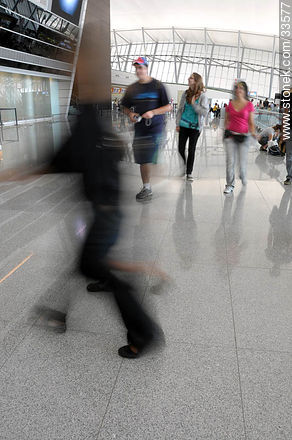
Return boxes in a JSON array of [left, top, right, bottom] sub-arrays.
[[223, 81, 256, 194]]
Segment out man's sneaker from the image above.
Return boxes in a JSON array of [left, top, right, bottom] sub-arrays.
[[186, 174, 194, 182], [284, 178, 291, 185], [136, 187, 153, 201], [224, 185, 234, 194]]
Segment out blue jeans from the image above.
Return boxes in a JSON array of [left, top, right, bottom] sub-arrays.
[[224, 136, 250, 186]]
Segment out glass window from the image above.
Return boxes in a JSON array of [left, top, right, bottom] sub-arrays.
[[0, 71, 53, 121], [111, 31, 276, 93], [274, 53, 279, 68], [215, 66, 223, 87], [151, 62, 159, 78], [225, 47, 231, 58]]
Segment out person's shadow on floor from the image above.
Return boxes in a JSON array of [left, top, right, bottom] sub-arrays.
[[266, 187, 292, 277], [172, 182, 197, 269]]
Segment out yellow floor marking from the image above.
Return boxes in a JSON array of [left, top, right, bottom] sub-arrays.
[[0, 253, 34, 284]]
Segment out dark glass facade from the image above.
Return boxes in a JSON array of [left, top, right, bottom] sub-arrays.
[[0, 0, 78, 65], [0, 58, 71, 76]]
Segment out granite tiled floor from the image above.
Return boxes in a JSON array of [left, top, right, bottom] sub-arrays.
[[0, 120, 291, 440]]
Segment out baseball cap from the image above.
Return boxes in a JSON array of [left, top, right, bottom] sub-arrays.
[[133, 57, 148, 67]]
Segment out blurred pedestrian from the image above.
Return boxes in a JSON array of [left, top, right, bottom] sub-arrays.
[[284, 141, 292, 185], [176, 73, 208, 181], [33, 27, 167, 359], [263, 98, 269, 109], [121, 57, 171, 201], [223, 81, 256, 194], [46, 105, 167, 358]]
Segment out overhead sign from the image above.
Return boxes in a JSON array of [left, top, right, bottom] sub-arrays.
[[51, 0, 82, 25], [111, 87, 126, 95]]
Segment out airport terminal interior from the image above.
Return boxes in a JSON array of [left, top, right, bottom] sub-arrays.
[[0, 1, 291, 439]]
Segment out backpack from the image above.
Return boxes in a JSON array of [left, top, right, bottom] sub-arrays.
[[268, 140, 282, 156]]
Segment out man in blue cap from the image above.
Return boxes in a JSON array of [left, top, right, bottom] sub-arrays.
[[121, 57, 171, 201]]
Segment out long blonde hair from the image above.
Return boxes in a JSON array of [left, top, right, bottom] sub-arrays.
[[186, 73, 205, 104]]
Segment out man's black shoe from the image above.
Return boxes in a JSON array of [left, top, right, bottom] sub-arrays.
[[118, 345, 140, 359], [87, 281, 112, 293]]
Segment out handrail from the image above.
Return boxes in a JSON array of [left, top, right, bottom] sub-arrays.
[[254, 110, 282, 117], [0, 108, 18, 126], [254, 110, 282, 131]]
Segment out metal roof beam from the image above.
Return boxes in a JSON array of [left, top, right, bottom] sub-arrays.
[[206, 30, 214, 45], [172, 27, 178, 83], [144, 30, 157, 42], [177, 41, 186, 80], [174, 29, 185, 43], [113, 29, 121, 71], [114, 31, 130, 44], [206, 43, 215, 87], [268, 35, 276, 99], [150, 41, 158, 76]]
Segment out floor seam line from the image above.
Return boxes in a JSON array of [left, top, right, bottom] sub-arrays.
[[2, 191, 82, 246], [0, 318, 39, 371], [0, 174, 61, 207], [254, 180, 273, 211], [141, 184, 179, 304], [95, 360, 124, 439], [0, 175, 45, 205], [225, 261, 248, 440], [220, 178, 248, 440]]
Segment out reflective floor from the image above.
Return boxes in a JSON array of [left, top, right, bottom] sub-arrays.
[[0, 119, 291, 440]]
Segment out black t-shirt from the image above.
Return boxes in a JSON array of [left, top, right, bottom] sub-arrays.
[[121, 79, 169, 135], [263, 100, 269, 108]]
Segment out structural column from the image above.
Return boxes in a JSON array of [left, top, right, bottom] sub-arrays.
[[75, 0, 111, 106]]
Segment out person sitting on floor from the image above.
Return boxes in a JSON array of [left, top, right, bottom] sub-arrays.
[[258, 124, 281, 151]]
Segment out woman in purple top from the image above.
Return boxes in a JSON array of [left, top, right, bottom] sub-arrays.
[[223, 81, 256, 194]]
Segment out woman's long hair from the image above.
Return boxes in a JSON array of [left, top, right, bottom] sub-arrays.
[[186, 73, 205, 104], [232, 81, 249, 100]]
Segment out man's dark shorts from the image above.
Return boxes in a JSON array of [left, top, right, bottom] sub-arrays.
[[133, 133, 163, 165]]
